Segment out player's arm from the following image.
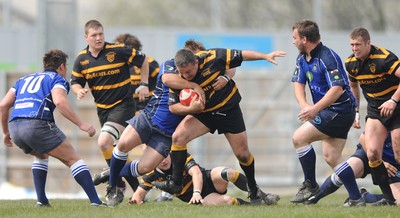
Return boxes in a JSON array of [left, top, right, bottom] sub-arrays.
[[293, 82, 308, 110], [162, 73, 205, 103], [242, 50, 286, 65], [137, 56, 150, 102], [0, 89, 16, 147], [168, 91, 204, 115], [349, 80, 361, 129], [187, 165, 204, 205], [213, 68, 236, 91], [378, 66, 400, 117], [298, 85, 343, 122], [71, 84, 89, 100], [52, 87, 96, 137]]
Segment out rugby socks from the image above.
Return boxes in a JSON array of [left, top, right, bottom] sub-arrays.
[[335, 161, 361, 200], [363, 193, 384, 203], [120, 160, 141, 178], [220, 168, 248, 192], [71, 159, 102, 204], [170, 144, 187, 186], [239, 153, 257, 192], [369, 160, 396, 201], [109, 148, 128, 187], [311, 174, 342, 203], [296, 144, 317, 188], [32, 158, 49, 205]]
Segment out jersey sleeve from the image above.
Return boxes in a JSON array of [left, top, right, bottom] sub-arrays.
[[291, 55, 306, 84], [70, 53, 87, 87]]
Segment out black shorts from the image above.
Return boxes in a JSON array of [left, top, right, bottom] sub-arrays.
[[177, 169, 226, 202], [9, 119, 66, 154], [194, 104, 246, 134], [310, 109, 355, 139], [367, 104, 400, 131], [97, 98, 135, 127]]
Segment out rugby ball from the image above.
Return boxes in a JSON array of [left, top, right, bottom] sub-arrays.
[[179, 88, 199, 106]]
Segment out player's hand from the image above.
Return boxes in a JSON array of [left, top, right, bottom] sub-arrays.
[[378, 99, 397, 117], [188, 192, 203, 205], [383, 162, 397, 177], [79, 123, 96, 137], [188, 95, 205, 113], [266, 50, 287, 65], [192, 85, 205, 105], [128, 198, 144, 205], [297, 105, 318, 122], [135, 85, 149, 102], [212, 75, 230, 91], [77, 88, 89, 100], [3, 133, 13, 147], [353, 111, 361, 129]]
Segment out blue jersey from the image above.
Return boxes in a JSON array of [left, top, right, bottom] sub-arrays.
[[292, 43, 356, 113], [10, 70, 69, 122], [144, 59, 183, 133]]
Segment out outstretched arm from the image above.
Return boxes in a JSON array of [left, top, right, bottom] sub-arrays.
[[242, 50, 286, 65]]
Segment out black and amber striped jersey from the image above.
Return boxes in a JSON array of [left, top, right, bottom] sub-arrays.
[[173, 48, 244, 112], [139, 153, 203, 202], [71, 42, 146, 109], [131, 56, 159, 111], [345, 45, 400, 107]]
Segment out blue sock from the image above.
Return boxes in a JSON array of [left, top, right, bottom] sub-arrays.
[[363, 193, 384, 203], [32, 158, 49, 204], [71, 160, 102, 204], [109, 147, 128, 187], [297, 145, 317, 188], [119, 160, 140, 178], [335, 161, 361, 200], [311, 174, 341, 203]]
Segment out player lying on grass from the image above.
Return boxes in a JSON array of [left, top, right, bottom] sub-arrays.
[[127, 153, 252, 206], [305, 132, 400, 206]]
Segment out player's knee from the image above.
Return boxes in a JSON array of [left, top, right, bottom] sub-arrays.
[[172, 131, 189, 144]]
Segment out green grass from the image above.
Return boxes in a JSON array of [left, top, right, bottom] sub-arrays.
[[1, 194, 399, 218]]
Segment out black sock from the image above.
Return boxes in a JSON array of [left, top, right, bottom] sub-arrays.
[[370, 161, 395, 201], [170, 146, 187, 186]]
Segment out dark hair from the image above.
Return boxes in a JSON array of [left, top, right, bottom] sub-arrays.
[[293, 19, 320, 43], [174, 49, 197, 68], [43, 49, 68, 70], [184, 39, 206, 53], [350, 27, 370, 41], [84, 20, 103, 34], [114, 33, 142, 51]]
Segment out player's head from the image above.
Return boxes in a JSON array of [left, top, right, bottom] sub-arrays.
[[349, 27, 371, 60], [43, 49, 68, 77], [174, 49, 198, 80], [184, 39, 206, 54], [84, 20, 105, 52], [157, 155, 171, 171], [114, 33, 142, 51], [292, 19, 320, 43]]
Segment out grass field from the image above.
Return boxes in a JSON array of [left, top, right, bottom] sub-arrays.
[[1, 193, 399, 218]]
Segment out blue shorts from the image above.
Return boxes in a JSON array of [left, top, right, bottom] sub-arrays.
[[309, 109, 355, 139], [126, 111, 171, 157], [9, 119, 66, 154], [351, 144, 400, 184]]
